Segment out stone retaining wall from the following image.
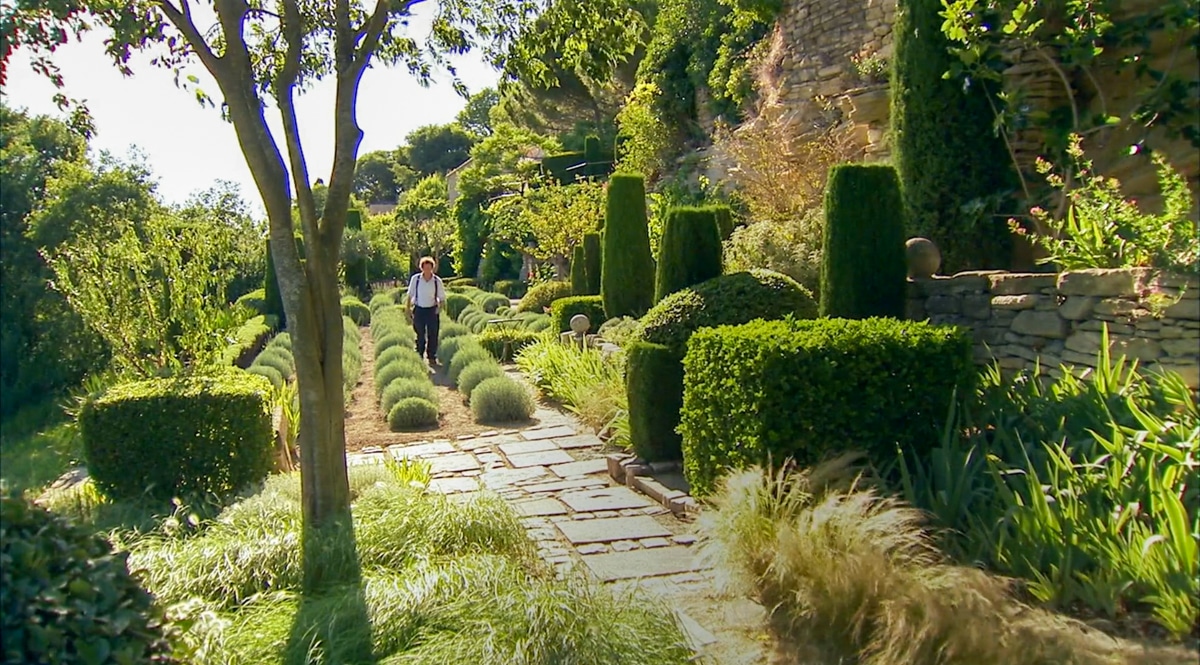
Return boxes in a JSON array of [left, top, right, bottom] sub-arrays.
[[906, 268, 1200, 388]]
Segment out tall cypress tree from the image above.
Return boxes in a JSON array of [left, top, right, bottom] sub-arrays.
[[891, 0, 1014, 272], [820, 164, 907, 319], [264, 238, 286, 328], [583, 232, 602, 295], [601, 174, 655, 318], [570, 244, 588, 295], [654, 206, 723, 302]]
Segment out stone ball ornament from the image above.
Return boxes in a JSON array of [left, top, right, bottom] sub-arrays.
[[905, 237, 941, 279], [569, 314, 591, 335]]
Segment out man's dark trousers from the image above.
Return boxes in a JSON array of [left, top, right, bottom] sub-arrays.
[[413, 306, 440, 361]]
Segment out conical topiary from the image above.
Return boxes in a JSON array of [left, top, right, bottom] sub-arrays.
[[570, 244, 588, 295], [601, 174, 655, 318], [583, 232, 602, 295], [654, 206, 723, 302], [819, 164, 907, 319], [264, 238, 286, 327]]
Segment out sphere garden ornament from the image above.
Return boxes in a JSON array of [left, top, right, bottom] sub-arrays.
[[569, 314, 591, 335], [905, 237, 941, 279]]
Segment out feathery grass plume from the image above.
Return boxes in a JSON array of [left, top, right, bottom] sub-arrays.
[[700, 457, 1134, 665]]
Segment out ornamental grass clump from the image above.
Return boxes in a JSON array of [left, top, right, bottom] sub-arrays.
[[388, 397, 439, 431], [470, 377, 535, 423], [702, 458, 1145, 665]]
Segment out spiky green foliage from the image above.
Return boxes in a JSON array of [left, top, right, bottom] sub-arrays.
[[819, 164, 907, 319], [654, 206, 722, 302], [583, 232, 602, 295], [891, 0, 1013, 271], [601, 174, 655, 318]]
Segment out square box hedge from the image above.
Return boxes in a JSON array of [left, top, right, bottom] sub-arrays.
[[679, 317, 974, 496], [79, 371, 275, 500]]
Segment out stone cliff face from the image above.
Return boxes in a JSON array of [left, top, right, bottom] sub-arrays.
[[753, 0, 1198, 209]]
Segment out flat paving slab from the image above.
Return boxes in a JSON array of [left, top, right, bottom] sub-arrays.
[[549, 458, 608, 478], [515, 498, 569, 517], [428, 477, 480, 494], [555, 516, 671, 544], [429, 453, 480, 474], [480, 467, 550, 488], [559, 486, 656, 512], [552, 434, 604, 449], [520, 478, 610, 494], [507, 450, 575, 468], [499, 440, 559, 456], [389, 441, 456, 458], [521, 425, 577, 441], [581, 547, 706, 581]]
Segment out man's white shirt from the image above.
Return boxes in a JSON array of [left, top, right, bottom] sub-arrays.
[[408, 273, 444, 308]]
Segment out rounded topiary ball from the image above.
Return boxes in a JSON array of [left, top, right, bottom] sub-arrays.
[[387, 397, 439, 431], [458, 361, 505, 396], [470, 377, 535, 423], [905, 237, 941, 279], [0, 491, 176, 663], [636, 269, 818, 352], [381, 378, 437, 415]]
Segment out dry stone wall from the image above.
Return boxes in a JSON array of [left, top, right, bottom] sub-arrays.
[[906, 269, 1200, 388]]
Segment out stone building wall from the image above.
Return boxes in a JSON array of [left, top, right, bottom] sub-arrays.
[[905, 269, 1200, 388]]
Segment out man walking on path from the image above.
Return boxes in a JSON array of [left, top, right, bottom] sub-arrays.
[[407, 256, 445, 364]]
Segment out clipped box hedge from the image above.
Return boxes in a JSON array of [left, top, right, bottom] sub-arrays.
[[550, 296, 606, 334], [679, 317, 974, 496], [626, 341, 684, 461], [79, 370, 275, 500]]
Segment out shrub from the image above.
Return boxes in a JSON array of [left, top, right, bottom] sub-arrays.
[[654, 206, 723, 302], [381, 378, 438, 416], [470, 377, 535, 423], [253, 347, 295, 381], [583, 232, 602, 295], [597, 316, 641, 346], [79, 371, 275, 500], [820, 164, 907, 319], [679, 318, 974, 496], [477, 328, 542, 362], [439, 322, 471, 341], [515, 337, 628, 442], [891, 0, 1013, 272], [570, 245, 588, 295], [449, 345, 495, 384], [219, 313, 276, 367], [437, 335, 478, 366], [264, 238, 285, 326], [711, 205, 734, 240], [373, 332, 412, 357], [637, 269, 817, 352], [516, 280, 574, 313], [458, 361, 506, 396], [235, 287, 268, 315], [268, 332, 291, 351], [625, 341, 685, 461], [447, 278, 478, 290], [375, 358, 430, 397], [246, 364, 284, 390], [341, 296, 371, 326], [369, 292, 395, 314], [601, 173, 655, 318], [376, 345, 423, 370], [477, 292, 510, 314], [550, 296, 607, 334], [388, 397, 439, 431], [493, 279, 528, 299], [723, 208, 824, 295], [0, 491, 175, 663]]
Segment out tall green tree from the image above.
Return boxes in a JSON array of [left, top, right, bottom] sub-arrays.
[[601, 173, 655, 317], [352, 149, 417, 204], [891, 0, 1015, 271], [456, 87, 500, 138], [5, 0, 538, 590], [405, 124, 477, 175]]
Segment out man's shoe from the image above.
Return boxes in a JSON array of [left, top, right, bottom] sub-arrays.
[[428, 357, 441, 367]]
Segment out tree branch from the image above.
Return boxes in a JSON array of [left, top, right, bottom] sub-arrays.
[[278, 0, 319, 245], [156, 0, 221, 71]]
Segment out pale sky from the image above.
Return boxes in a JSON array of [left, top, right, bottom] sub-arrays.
[[1, 6, 500, 216]]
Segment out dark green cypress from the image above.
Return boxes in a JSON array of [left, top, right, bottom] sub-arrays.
[[626, 341, 684, 461], [583, 135, 602, 177], [654, 206, 723, 302], [891, 0, 1014, 272], [710, 205, 735, 240], [583, 232, 602, 295], [601, 174, 655, 318], [264, 238, 286, 328], [344, 209, 368, 295], [570, 244, 588, 295], [819, 164, 907, 319]]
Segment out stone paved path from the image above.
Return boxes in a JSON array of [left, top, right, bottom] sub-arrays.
[[346, 362, 771, 661]]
